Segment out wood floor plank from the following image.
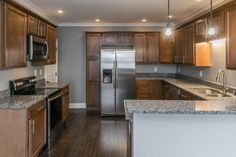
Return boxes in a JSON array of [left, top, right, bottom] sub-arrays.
[[39, 109, 129, 157]]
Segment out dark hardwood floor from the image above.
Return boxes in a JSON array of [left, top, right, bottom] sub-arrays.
[[39, 109, 129, 157]]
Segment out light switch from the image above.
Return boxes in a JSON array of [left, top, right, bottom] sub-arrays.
[[39, 69, 43, 75], [199, 71, 203, 77], [178, 67, 181, 73], [34, 70, 37, 76], [154, 67, 158, 72]]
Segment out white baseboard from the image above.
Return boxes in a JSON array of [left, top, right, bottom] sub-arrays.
[[69, 103, 86, 109]]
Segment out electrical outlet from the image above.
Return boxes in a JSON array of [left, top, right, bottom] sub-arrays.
[[154, 67, 158, 72], [39, 69, 43, 75], [178, 67, 181, 73], [34, 70, 37, 76], [199, 71, 203, 77]]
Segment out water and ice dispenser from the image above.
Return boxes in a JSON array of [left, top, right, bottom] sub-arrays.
[[102, 69, 112, 83]]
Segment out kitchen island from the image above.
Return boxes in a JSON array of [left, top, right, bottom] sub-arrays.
[[124, 100, 236, 157]]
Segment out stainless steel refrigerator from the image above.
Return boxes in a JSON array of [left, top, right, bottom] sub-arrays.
[[101, 49, 135, 116]]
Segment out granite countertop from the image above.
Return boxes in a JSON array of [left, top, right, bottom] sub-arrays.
[[0, 95, 47, 110], [124, 100, 236, 120], [36, 82, 69, 89]]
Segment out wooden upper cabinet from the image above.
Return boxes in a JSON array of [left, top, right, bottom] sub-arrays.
[[174, 28, 184, 64], [28, 15, 38, 36], [102, 33, 116, 45], [116, 33, 133, 45], [38, 21, 47, 38], [160, 32, 174, 63], [226, 5, 236, 69], [146, 33, 160, 63], [47, 25, 57, 64], [207, 10, 225, 40], [87, 33, 101, 59], [195, 18, 207, 43], [134, 33, 146, 63], [3, 3, 27, 69], [184, 24, 195, 65]]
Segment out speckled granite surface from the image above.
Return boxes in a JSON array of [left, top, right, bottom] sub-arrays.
[[124, 100, 236, 120], [36, 82, 69, 89], [0, 95, 46, 110]]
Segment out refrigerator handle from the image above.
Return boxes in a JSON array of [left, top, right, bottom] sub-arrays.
[[115, 61, 118, 89], [113, 61, 116, 89]]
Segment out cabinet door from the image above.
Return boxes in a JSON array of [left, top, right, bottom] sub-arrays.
[[174, 28, 184, 64], [47, 25, 57, 64], [102, 33, 116, 45], [226, 6, 236, 69], [87, 59, 100, 82], [86, 82, 100, 110], [29, 101, 46, 157], [87, 33, 101, 59], [160, 32, 174, 63], [136, 80, 154, 99], [184, 24, 195, 65], [133, 33, 146, 63], [153, 80, 163, 99], [208, 10, 225, 40], [62, 86, 69, 121], [195, 18, 207, 43], [28, 15, 38, 36], [4, 3, 27, 69], [146, 33, 160, 63], [117, 33, 133, 45], [38, 21, 47, 38]]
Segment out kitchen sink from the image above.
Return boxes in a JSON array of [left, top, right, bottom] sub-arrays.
[[190, 88, 232, 98]]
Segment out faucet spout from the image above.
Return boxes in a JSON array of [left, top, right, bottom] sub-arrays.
[[216, 69, 227, 94]]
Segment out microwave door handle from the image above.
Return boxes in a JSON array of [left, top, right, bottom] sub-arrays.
[[44, 41, 49, 58]]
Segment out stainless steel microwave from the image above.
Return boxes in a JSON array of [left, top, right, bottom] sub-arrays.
[[27, 35, 49, 61]]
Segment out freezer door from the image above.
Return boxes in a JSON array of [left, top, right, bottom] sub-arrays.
[[101, 50, 116, 115], [116, 50, 136, 115]]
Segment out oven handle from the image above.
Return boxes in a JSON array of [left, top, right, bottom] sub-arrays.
[[48, 91, 63, 102], [44, 41, 49, 58]]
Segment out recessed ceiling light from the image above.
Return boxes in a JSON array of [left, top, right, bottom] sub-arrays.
[[196, 0, 203, 2], [57, 10, 64, 14], [95, 19, 100, 22], [142, 19, 147, 22], [168, 15, 173, 18]]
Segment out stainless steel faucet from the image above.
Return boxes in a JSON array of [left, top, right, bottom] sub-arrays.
[[216, 69, 227, 94]]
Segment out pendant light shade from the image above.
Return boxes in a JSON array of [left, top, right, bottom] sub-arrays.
[[164, 0, 174, 41], [208, 0, 215, 36]]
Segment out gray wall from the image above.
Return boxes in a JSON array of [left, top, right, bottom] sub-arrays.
[[0, 62, 45, 91], [57, 26, 176, 103], [177, 39, 236, 88]]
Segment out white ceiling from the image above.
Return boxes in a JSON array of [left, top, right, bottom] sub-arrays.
[[15, 0, 231, 26]]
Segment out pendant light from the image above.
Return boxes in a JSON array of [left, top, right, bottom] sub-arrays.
[[164, 0, 174, 41], [208, 0, 215, 36]]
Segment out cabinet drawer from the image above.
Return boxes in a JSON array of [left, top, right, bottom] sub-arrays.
[[28, 100, 46, 119]]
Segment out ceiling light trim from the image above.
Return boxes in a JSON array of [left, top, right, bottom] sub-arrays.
[[58, 22, 169, 27], [12, 0, 58, 25]]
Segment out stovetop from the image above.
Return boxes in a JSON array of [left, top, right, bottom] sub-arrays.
[[13, 88, 60, 96]]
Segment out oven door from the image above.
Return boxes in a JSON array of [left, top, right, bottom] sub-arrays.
[[28, 35, 49, 61], [47, 91, 63, 150]]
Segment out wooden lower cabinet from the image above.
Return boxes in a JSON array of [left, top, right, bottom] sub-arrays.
[[163, 82, 180, 100], [62, 85, 70, 121], [86, 82, 100, 110], [0, 100, 46, 157]]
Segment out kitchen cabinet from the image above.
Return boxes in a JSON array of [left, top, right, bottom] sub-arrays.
[[38, 20, 47, 39], [102, 33, 116, 45], [62, 85, 70, 121], [47, 25, 57, 64], [160, 32, 174, 63], [174, 28, 184, 64], [116, 32, 133, 45], [226, 5, 236, 69], [28, 15, 38, 36], [136, 80, 154, 99], [28, 100, 47, 157], [0, 2, 27, 69], [153, 80, 163, 99], [146, 33, 160, 63], [184, 24, 195, 65], [86, 82, 100, 110], [133, 33, 146, 63], [195, 18, 207, 43], [163, 82, 180, 100], [207, 10, 225, 40], [0, 100, 47, 157], [86, 33, 102, 111]]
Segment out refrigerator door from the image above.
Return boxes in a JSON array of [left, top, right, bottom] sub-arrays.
[[115, 50, 136, 115], [101, 49, 116, 115]]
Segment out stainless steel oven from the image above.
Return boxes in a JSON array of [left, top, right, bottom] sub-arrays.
[[27, 35, 49, 61]]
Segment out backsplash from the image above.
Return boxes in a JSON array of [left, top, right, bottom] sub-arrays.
[[136, 64, 176, 74], [177, 39, 236, 88], [0, 62, 45, 91]]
